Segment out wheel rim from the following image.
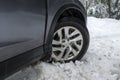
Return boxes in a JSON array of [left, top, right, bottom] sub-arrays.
[[52, 26, 83, 61]]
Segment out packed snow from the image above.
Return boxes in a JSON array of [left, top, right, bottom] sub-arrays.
[[6, 17, 120, 80]]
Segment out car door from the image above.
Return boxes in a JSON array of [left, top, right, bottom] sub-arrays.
[[0, 0, 46, 62]]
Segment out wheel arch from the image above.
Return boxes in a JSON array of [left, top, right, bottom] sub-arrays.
[[52, 4, 87, 28], [43, 3, 87, 59]]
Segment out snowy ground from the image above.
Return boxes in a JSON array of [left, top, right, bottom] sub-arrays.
[[6, 17, 120, 80]]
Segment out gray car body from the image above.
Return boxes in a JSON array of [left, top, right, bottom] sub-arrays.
[[0, 0, 86, 79]]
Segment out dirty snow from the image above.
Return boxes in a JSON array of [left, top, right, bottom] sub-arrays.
[[6, 17, 120, 80]]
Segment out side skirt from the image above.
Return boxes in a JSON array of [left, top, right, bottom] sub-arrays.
[[0, 46, 44, 80]]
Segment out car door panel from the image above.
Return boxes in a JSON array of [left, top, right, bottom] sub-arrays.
[[0, 0, 46, 62]]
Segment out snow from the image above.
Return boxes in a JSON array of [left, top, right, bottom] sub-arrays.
[[6, 17, 120, 80]]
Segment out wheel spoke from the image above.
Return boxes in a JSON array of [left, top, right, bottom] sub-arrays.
[[69, 30, 80, 37], [71, 48, 78, 56], [57, 52, 64, 59], [57, 47, 66, 59], [73, 41, 82, 50], [69, 35, 82, 42], [52, 40, 61, 45], [64, 47, 71, 59], [57, 29, 62, 42], [52, 47, 62, 52], [64, 27, 69, 37]]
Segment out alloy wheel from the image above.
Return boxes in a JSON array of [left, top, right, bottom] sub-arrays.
[[52, 26, 83, 61]]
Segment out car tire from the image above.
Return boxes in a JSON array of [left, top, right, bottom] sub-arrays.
[[50, 17, 90, 62]]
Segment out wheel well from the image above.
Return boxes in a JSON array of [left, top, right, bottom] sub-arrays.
[[58, 9, 85, 25]]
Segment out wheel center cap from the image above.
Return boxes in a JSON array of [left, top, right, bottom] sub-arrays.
[[63, 39, 69, 46]]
